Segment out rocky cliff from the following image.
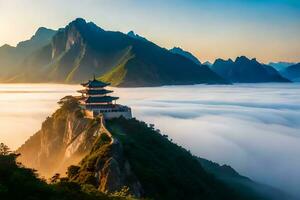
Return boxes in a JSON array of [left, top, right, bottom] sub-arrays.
[[17, 96, 99, 176], [17, 96, 143, 197]]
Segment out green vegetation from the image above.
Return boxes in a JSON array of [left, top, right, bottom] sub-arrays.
[[100, 46, 134, 86], [105, 118, 243, 200], [0, 143, 137, 200], [198, 158, 293, 200]]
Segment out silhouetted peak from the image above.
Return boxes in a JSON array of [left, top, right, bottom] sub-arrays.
[[170, 47, 201, 65], [127, 31, 148, 42], [127, 30, 135, 36], [71, 18, 87, 25], [171, 47, 183, 51], [66, 18, 104, 33], [203, 61, 212, 66], [235, 56, 250, 63], [67, 18, 89, 30], [34, 27, 55, 35], [0, 44, 14, 49], [214, 58, 233, 65]]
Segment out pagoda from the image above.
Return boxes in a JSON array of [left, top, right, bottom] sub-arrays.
[[78, 77, 132, 119]]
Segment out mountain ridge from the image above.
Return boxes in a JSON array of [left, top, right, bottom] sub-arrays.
[[169, 47, 201, 65], [1, 18, 226, 86], [0, 27, 56, 80], [268, 62, 296, 71], [281, 63, 300, 82], [211, 56, 290, 83]]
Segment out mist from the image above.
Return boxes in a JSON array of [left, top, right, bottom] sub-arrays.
[[114, 83, 300, 198], [0, 83, 299, 198]]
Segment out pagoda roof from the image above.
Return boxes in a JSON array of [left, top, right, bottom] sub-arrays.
[[78, 89, 113, 95], [81, 79, 110, 88], [83, 96, 119, 103]]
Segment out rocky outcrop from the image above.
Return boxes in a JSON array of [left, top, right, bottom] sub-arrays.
[[17, 97, 100, 176], [71, 124, 143, 197], [17, 96, 143, 197]]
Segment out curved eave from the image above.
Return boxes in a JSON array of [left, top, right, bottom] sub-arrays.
[[77, 89, 113, 95], [81, 81, 110, 88], [84, 96, 119, 103]]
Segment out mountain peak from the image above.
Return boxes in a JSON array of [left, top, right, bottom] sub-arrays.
[[127, 30, 148, 42], [211, 56, 290, 83], [70, 17, 87, 25], [214, 58, 233, 65], [65, 18, 104, 34], [171, 47, 183, 51], [169, 47, 201, 65], [34, 27, 55, 35], [203, 61, 212, 66], [235, 56, 250, 62], [0, 44, 14, 49]]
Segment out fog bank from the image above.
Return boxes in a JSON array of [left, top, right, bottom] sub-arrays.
[[0, 83, 299, 198]]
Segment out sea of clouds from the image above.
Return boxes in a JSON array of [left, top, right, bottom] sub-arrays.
[[0, 83, 299, 198], [115, 84, 300, 198]]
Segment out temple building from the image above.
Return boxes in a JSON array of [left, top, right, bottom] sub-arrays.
[[78, 78, 132, 119]]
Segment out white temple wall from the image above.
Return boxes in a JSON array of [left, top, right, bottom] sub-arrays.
[[92, 110, 132, 119]]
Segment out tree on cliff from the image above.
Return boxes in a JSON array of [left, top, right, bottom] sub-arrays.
[[0, 143, 134, 200], [0, 143, 10, 155]]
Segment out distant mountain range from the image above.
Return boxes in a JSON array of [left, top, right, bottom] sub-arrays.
[[0, 18, 225, 86], [268, 62, 296, 72], [0, 18, 296, 86], [281, 63, 300, 82], [0, 27, 57, 79], [203, 61, 212, 66], [169, 47, 201, 65], [210, 56, 290, 83]]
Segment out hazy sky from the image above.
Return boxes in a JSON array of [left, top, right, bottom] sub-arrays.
[[0, 0, 299, 63]]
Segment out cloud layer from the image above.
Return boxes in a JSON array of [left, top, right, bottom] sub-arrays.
[[0, 83, 299, 198], [115, 83, 300, 198]]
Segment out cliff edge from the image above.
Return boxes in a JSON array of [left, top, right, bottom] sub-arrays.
[[17, 96, 293, 200]]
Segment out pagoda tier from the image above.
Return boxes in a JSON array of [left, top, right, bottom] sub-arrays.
[[78, 89, 113, 96], [77, 78, 132, 119], [81, 96, 119, 105], [81, 79, 110, 88]]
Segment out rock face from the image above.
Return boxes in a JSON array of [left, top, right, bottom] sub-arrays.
[[17, 97, 99, 176], [72, 123, 143, 197], [17, 96, 143, 197]]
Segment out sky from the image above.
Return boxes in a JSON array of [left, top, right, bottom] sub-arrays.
[[0, 0, 299, 63]]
